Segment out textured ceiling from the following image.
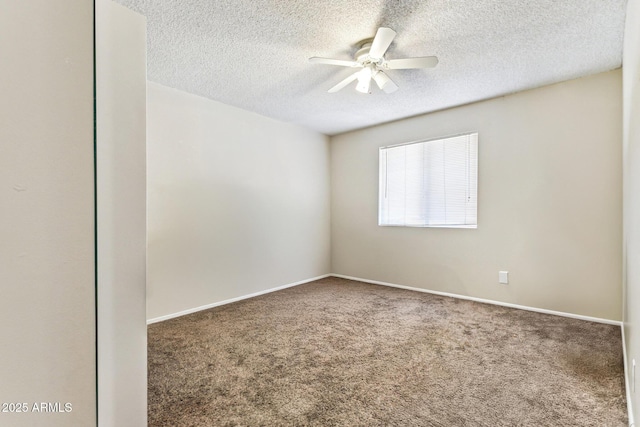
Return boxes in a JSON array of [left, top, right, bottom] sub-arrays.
[[115, 0, 627, 135]]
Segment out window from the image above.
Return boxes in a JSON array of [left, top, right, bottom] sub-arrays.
[[379, 133, 478, 228]]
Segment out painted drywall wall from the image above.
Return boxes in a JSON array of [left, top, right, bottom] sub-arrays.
[[623, 0, 640, 422], [331, 70, 622, 321], [96, 1, 147, 425], [146, 82, 331, 320], [0, 1, 95, 426]]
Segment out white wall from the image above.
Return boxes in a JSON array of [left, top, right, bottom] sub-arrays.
[[146, 82, 331, 321], [0, 1, 95, 426], [96, 1, 147, 425], [623, 0, 640, 423], [331, 70, 622, 321]]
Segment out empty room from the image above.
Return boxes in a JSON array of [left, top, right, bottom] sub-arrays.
[[2, 0, 640, 426]]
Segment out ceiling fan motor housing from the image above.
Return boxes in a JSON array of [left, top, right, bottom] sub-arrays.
[[355, 40, 384, 66]]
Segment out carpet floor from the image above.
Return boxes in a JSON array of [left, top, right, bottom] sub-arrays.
[[148, 277, 627, 426]]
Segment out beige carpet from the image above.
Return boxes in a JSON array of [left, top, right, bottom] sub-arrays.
[[148, 277, 627, 426]]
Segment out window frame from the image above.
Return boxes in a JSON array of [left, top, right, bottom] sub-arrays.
[[378, 132, 479, 229]]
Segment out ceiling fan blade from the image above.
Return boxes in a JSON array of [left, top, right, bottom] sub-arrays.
[[309, 57, 361, 67], [373, 71, 398, 93], [369, 27, 396, 58], [328, 72, 359, 93], [386, 56, 439, 69]]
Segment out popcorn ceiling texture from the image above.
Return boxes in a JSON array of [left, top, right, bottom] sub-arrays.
[[116, 0, 627, 135]]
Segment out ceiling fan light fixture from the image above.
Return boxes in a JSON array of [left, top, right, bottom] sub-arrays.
[[373, 71, 394, 93], [356, 66, 373, 93]]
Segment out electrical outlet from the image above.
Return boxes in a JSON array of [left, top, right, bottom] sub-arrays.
[[498, 271, 509, 284]]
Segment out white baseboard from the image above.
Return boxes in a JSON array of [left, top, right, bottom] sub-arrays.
[[330, 274, 622, 326], [149, 272, 623, 326], [146, 274, 331, 324], [622, 325, 636, 427]]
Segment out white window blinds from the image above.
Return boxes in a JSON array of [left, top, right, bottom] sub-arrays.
[[379, 133, 478, 228]]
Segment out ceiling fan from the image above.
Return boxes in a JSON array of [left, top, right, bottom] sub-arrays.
[[309, 27, 438, 94]]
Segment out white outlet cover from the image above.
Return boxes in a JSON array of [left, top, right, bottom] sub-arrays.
[[499, 271, 509, 284]]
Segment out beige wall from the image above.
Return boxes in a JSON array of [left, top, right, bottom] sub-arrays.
[[331, 70, 622, 321], [0, 1, 95, 426], [146, 82, 331, 321], [96, 1, 147, 425], [623, 0, 640, 422]]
